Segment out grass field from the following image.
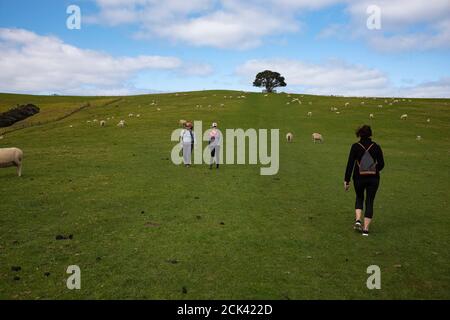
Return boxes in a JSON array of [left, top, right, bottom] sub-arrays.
[[0, 90, 449, 299]]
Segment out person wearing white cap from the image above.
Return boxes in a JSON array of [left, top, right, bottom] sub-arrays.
[[208, 122, 221, 169], [180, 121, 196, 167]]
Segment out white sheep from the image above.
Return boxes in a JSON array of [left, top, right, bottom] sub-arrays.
[[307, 111, 312, 117], [427, 118, 431, 123], [117, 120, 126, 127], [286, 132, 294, 142], [93, 119, 98, 123], [100, 120, 106, 127], [369, 113, 374, 119], [136, 114, 141, 118], [0, 135, 4, 140], [378, 105, 383, 108], [336, 111, 340, 114], [157, 108, 161, 111], [400, 114, 408, 120], [128, 113, 134, 117], [0, 147, 23, 177], [345, 102, 350, 107], [416, 135, 422, 141], [312, 133, 323, 144]]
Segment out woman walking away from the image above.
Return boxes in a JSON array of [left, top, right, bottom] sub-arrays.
[[208, 122, 221, 169], [344, 125, 385, 236], [180, 122, 196, 167]]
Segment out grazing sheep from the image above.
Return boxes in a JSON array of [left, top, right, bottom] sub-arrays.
[[416, 135, 422, 141], [87, 120, 91, 124], [307, 111, 312, 117], [286, 132, 293, 142], [361, 101, 365, 105], [400, 114, 408, 120], [157, 108, 161, 111], [117, 120, 126, 127], [345, 102, 350, 107], [427, 118, 431, 123], [0, 147, 23, 177], [136, 114, 141, 118], [128, 113, 134, 117], [0, 135, 4, 140], [369, 113, 374, 119], [286, 102, 290, 105], [312, 133, 323, 144], [378, 105, 383, 108], [100, 120, 106, 127], [93, 119, 98, 123], [336, 111, 340, 114]]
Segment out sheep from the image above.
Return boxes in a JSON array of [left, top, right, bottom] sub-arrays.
[[416, 135, 422, 141], [307, 111, 312, 117], [100, 120, 106, 127], [136, 114, 141, 118], [0, 147, 24, 177], [128, 113, 134, 117], [345, 102, 350, 107], [286, 102, 290, 105], [312, 133, 323, 144], [427, 118, 431, 123], [93, 119, 98, 123], [400, 114, 408, 120], [0, 135, 4, 140], [117, 120, 126, 127], [361, 101, 365, 105], [286, 132, 294, 142], [336, 111, 340, 114], [157, 108, 161, 111], [378, 105, 383, 108], [369, 113, 374, 119], [86, 120, 91, 124]]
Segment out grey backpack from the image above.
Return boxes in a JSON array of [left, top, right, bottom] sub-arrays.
[[357, 143, 377, 175]]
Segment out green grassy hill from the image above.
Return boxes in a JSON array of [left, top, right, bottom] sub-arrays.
[[0, 91, 449, 299]]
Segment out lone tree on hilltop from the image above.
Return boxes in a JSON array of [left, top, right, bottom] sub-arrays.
[[253, 70, 287, 93]]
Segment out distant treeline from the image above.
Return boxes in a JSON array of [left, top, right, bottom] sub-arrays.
[[0, 104, 40, 128]]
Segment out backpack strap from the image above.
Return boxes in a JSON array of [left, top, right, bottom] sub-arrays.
[[357, 143, 374, 151]]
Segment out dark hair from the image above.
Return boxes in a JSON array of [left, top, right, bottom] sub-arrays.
[[356, 125, 372, 139]]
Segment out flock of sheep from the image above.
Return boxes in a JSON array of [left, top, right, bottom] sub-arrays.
[[0, 93, 436, 177], [280, 95, 432, 145]]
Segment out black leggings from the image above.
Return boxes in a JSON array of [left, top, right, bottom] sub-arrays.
[[354, 178, 379, 219]]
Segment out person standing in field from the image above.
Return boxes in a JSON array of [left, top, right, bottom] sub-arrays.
[[180, 121, 196, 167], [344, 125, 385, 236], [208, 122, 221, 169]]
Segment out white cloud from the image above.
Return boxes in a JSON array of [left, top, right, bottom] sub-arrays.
[[323, 0, 450, 52], [237, 58, 389, 96], [0, 28, 184, 94], [88, 0, 301, 49], [87, 0, 450, 51], [236, 58, 450, 98]]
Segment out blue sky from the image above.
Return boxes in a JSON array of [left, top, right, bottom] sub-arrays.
[[0, 0, 449, 97]]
